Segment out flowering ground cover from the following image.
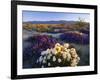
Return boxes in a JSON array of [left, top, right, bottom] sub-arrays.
[[23, 21, 89, 68]]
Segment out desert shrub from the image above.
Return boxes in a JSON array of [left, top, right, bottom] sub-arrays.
[[75, 17, 87, 29], [23, 35, 59, 68], [36, 43, 80, 68], [79, 29, 89, 34], [60, 31, 89, 44]]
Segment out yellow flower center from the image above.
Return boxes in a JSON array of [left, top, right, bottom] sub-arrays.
[[55, 46, 61, 53]]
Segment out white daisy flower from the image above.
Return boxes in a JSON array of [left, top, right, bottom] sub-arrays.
[[62, 53, 67, 59], [51, 48, 55, 54], [43, 56, 46, 60], [71, 59, 78, 66], [62, 51, 67, 55], [77, 57, 80, 61], [64, 48, 67, 51], [46, 49, 51, 54], [66, 53, 71, 61], [48, 63, 51, 66], [49, 53, 52, 57], [55, 43, 61, 47], [41, 65, 44, 68], [63, 43, 69, 48], [76, 57, 80, 63], [71, 52, 78, 58], [39, 56, 43, 62], [58, 58, 62, 63], [36, 59, 39, 63], [42, 59, 46, 63], [53, 56, 56, 62], [65, 49, 70, 53], [47, 54, 51, 60], [70, 48, 76, 53], [41, 51, 47, 56], [51, 48, 57, 55]]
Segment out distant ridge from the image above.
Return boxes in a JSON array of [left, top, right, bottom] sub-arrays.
[[23, 21, 80, 24]]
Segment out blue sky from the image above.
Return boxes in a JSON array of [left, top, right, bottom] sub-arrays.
[[22, 11, 90, 22]]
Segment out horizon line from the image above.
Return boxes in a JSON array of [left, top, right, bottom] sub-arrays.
[[23, 20, 89, 23]]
